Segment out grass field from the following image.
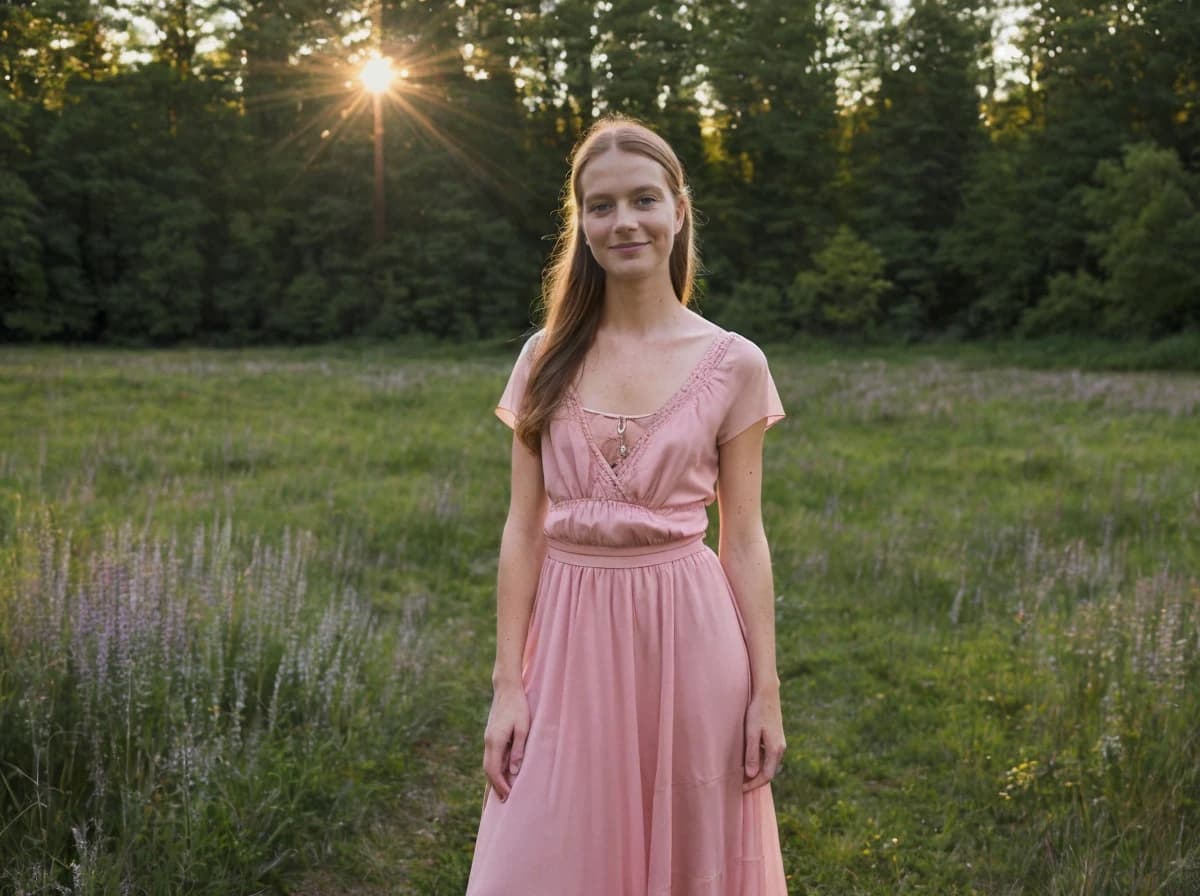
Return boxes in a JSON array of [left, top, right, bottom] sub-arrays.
[[1, 341, 1198, 894]]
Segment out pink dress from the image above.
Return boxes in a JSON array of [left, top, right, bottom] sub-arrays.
[[467, 328, 788, 895]]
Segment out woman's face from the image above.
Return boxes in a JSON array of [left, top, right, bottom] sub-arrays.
[[577, 148, 684, 285]]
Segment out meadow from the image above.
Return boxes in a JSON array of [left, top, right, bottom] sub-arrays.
[[0, 341, 1197, 895]]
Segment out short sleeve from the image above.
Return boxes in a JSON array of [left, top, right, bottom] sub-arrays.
[[495, 330, 543, 430], [716, 338, 786, 445]]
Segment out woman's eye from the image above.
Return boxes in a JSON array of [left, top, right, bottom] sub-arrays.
[[637, 196, 657, 206], [589, 202, 611, 213]]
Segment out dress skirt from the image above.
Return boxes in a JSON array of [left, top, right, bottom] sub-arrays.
[[465, 534, 788, 895]]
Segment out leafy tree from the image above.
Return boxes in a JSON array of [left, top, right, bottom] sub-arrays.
[[689, 0, 839, 303], [1016, 0, 1145, 282], [911, 0, 1199, 338], [1019, 269, 1108, 337], [1086, 144, 1200, 334], [0, 0, 111, 106], [591, 0, 702, 150], [31, 63, 241, 343], [1139, 0, 1200, 165], [984, 0, 1200, 332], [790, 225, 890, 336], [376, 0, 543, 338], [2, 0, 1197, 345], [842, 0, 990, 335], [938, 132, 1045, 335], [1026, 142, 1200, 337], [0, 93, 49, 338], [700, 280, 784, 341]]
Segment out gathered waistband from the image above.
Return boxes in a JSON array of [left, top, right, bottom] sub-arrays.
[[545, 534, 708, 569]]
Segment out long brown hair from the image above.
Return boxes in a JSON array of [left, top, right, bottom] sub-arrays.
[[515, 117, 699, 454]]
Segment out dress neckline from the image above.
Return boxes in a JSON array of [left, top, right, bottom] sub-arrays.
[[568, 329, 729, 421], [567, 330, 735, 497]]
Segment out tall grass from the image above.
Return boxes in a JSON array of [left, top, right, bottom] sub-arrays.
[[1, 344, 1196, 894], [1008, 564, 1200, 894], [751, 355, 1200, 894], [0, 505, 414, 894]]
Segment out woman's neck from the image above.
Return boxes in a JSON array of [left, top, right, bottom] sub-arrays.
[[598, 277, 682, 336]]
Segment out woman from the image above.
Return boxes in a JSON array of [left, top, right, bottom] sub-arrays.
[[467, 117, 788, 894]]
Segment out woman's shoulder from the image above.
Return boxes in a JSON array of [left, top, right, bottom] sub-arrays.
[[718, 329, 772, 372], [514, 327, 546, 361]]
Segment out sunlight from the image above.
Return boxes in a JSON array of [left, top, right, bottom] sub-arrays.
[[360, 54, 394, 95], [237, 36, 522, 195]]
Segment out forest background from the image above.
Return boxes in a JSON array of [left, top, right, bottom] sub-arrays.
[[2, 0, 1199, 347]]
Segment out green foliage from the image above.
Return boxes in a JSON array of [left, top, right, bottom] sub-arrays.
[[970, 0, 1200, 341], [0, 169, 48, 335], [699, 280, 784, 340], [1084, 142, 1200, 336], [789, 225, 890, 336], [0, 92, 49, 339], [0, 0, 110, 106], [842, 0, 989, 332], [1, 0, 1198, 345], [1020, 268, 1108, 337], [939, 134, 1046, 336], [1022, 142, 1200, 338], [697, 0, 839, 290]]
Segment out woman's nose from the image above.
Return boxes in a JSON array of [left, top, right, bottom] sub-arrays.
[[614, 202, 637, 231]]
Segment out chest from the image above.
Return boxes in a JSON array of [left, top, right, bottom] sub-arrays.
[[550, 331, 735, 500], [572, 334, 723, 417]]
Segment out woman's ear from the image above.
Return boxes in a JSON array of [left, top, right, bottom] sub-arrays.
[[675, 195, 686, 234]]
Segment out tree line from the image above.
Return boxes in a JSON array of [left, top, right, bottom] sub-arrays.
[[1, 0, 1197, 345]]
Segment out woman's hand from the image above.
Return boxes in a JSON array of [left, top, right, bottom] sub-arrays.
[[482, 683, 531, 802], [742, 687, 786, 793]]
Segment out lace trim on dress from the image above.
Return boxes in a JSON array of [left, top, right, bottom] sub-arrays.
[[567, 331, 735, 498], [614, 332, 735, 485]]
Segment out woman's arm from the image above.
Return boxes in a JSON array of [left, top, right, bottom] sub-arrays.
[[492, 432, 548, 689], [716, 419, 786, 792], [483, 430, 548, 802]]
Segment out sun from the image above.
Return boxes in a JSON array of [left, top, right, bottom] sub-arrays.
[[360, 55, 394, 95], [248, 39, 515, 191]]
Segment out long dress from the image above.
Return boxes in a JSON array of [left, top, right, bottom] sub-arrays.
[[466, 327, 788, 895]]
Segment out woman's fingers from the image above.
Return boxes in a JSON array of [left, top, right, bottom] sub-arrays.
[[483, 729, 513, 801], [744, 726, 761, 778], [508, 720, 528, 776], [761, 734, 784, 780], [482, 688, 531, 802], [743, 727, 786, 792], [743, 769, 771, 792]]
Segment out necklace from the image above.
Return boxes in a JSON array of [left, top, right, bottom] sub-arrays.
[[578, 405, 651, 467]]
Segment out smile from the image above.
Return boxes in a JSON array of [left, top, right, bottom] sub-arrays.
[[611, 242, 649, 250]]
